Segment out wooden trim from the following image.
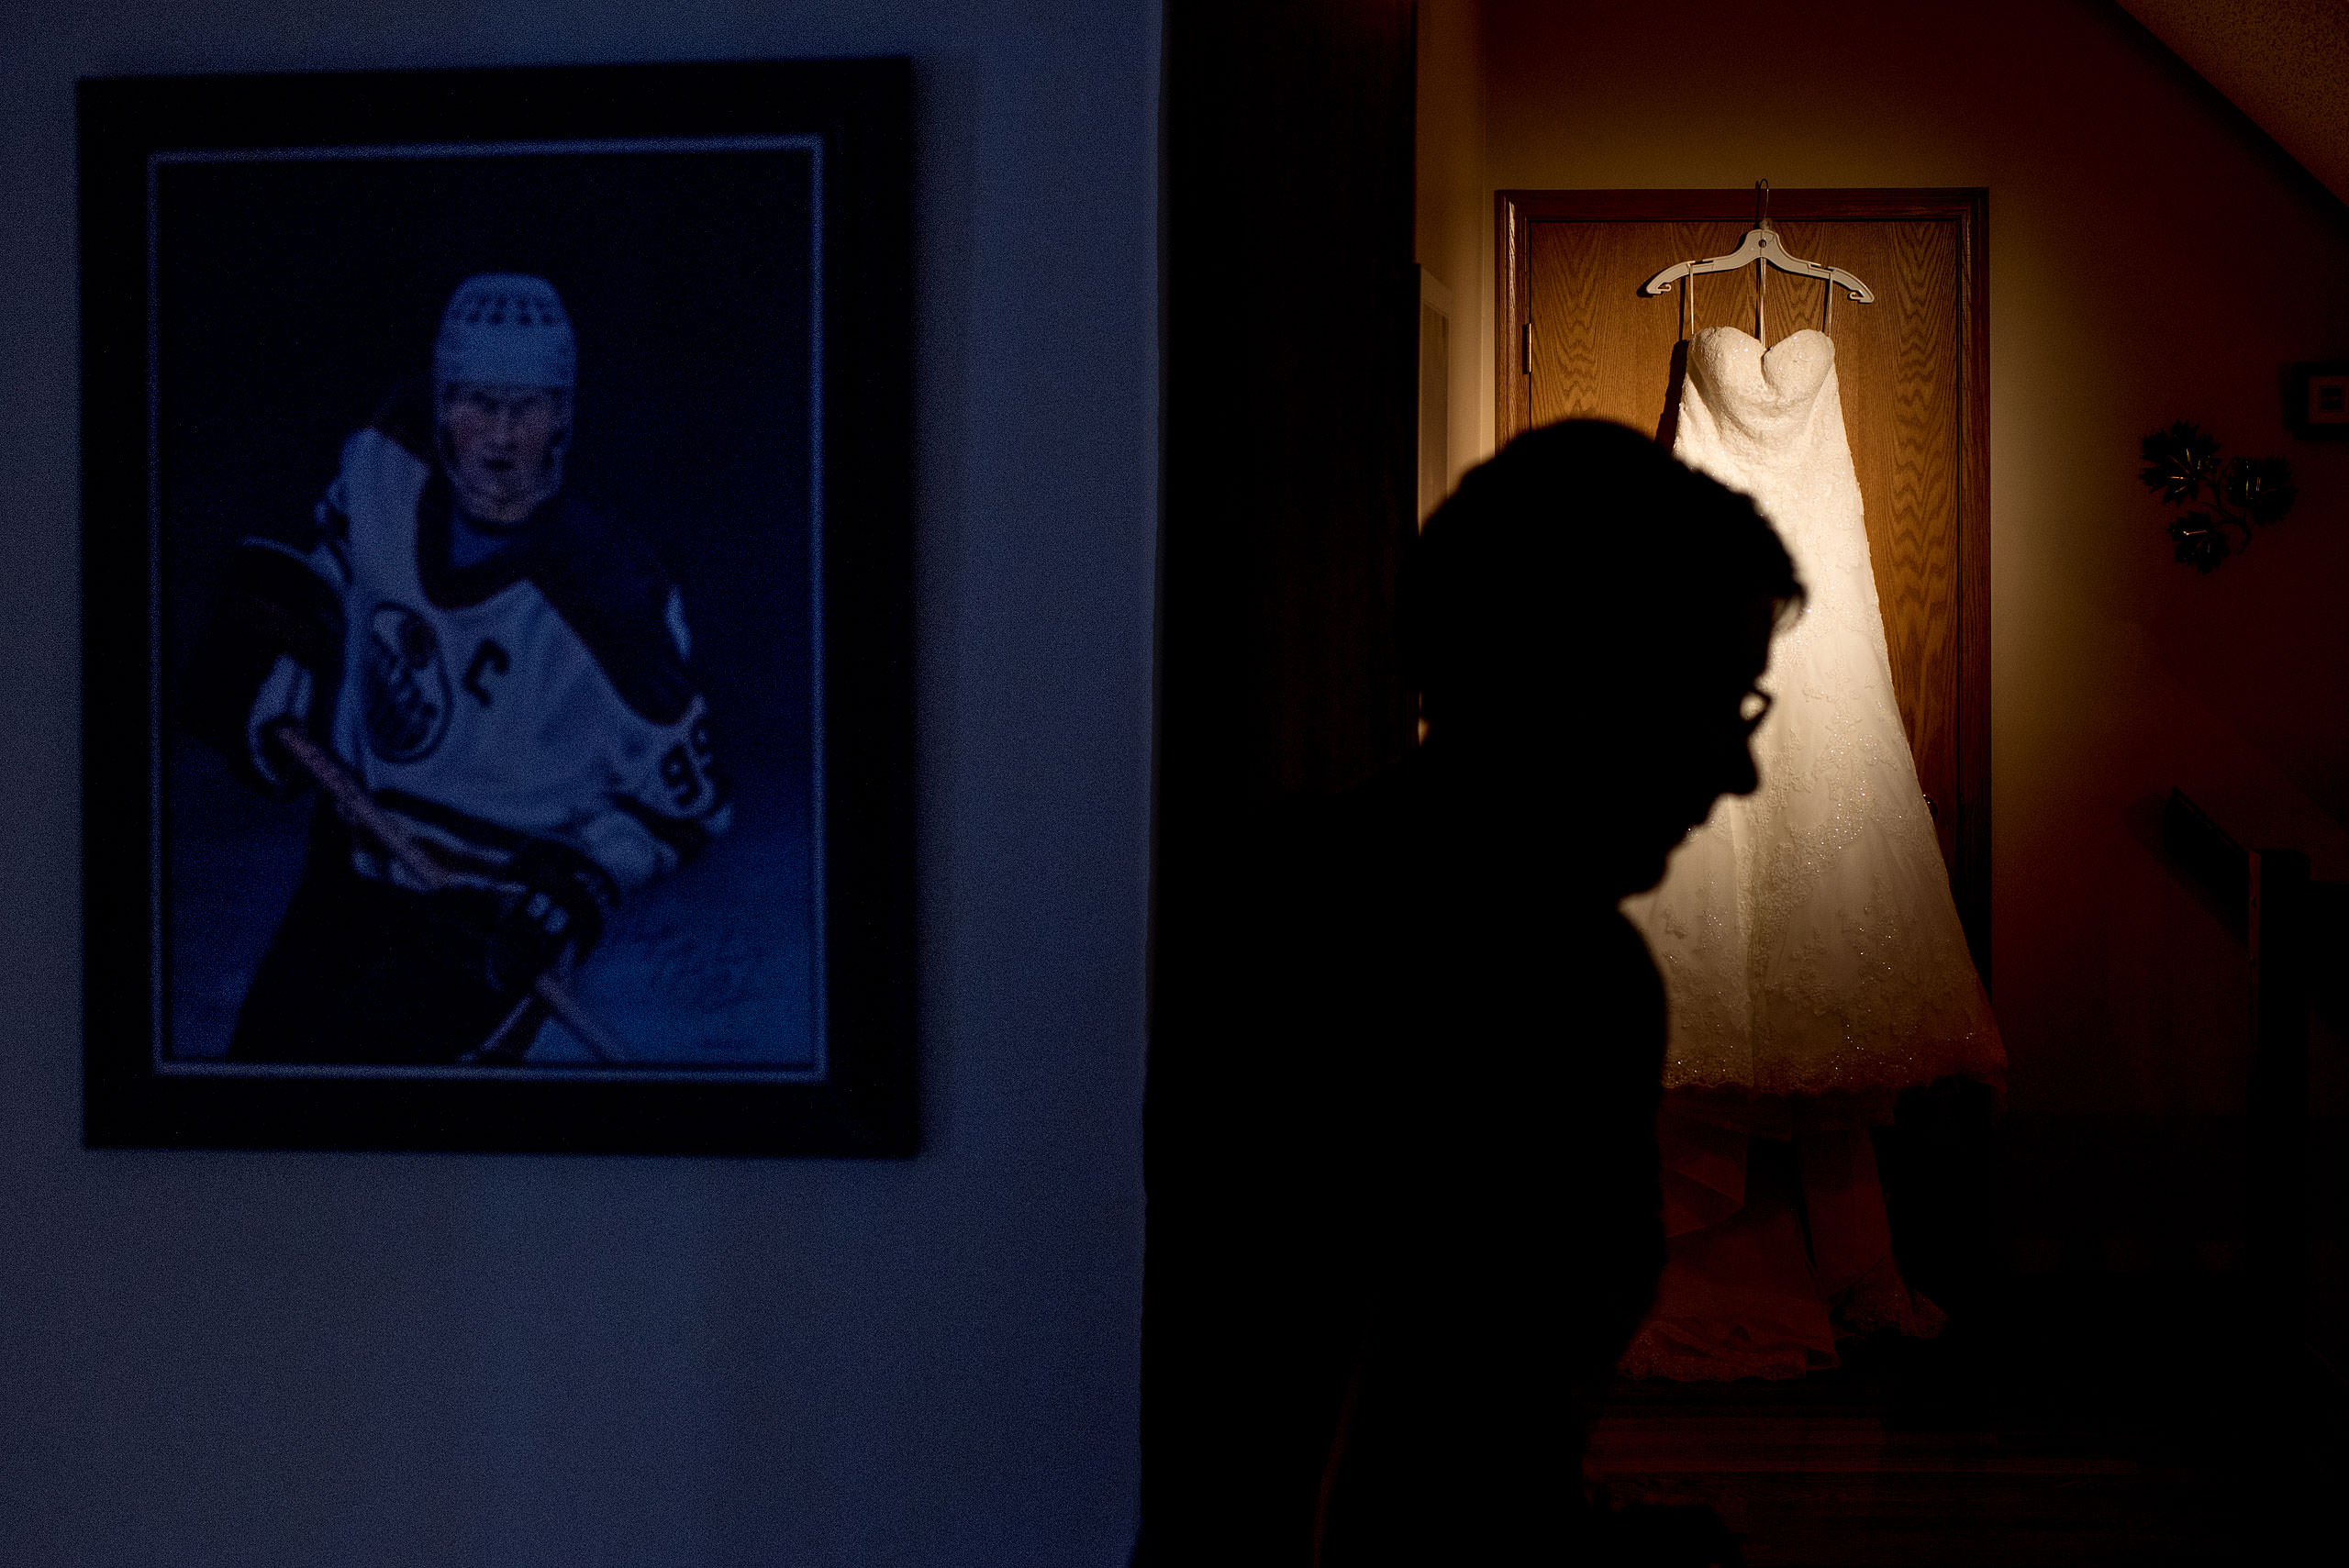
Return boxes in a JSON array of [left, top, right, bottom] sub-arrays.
[[1495, 188, 1526, 442], [1495, 188, 1994, 980], [1955, 189, 1992, 986], [1498, 187, 1992, 228]]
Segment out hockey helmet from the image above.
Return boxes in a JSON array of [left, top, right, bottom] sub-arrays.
[[432, 273, 576, 396]]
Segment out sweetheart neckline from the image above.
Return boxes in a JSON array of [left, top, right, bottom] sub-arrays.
[[1693, 325, 1833, 358], [1687, 327, 1835, 406]]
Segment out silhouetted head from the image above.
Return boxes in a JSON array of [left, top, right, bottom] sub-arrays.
[[1408, 419, 1802, 898]]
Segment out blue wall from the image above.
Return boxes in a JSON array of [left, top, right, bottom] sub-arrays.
[[0, 4, 1157, 1562]]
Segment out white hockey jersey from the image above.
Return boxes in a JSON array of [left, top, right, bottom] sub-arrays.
[[250, 395, 729, 897]]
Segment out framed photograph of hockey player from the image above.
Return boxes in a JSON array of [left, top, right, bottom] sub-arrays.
[[80, 61, 915, 1154]]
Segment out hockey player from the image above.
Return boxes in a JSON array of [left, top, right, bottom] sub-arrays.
[[195, 273, 729, 1064]]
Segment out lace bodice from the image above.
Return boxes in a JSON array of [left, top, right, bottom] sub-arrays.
[[1679, 330, 1888, 681], [1621, 328, 2003, 1109]]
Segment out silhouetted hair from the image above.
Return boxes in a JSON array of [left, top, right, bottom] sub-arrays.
[[1408, 420, 1802, 720]]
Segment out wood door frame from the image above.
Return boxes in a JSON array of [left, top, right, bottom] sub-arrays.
[[1496, 188, 1993, 978]]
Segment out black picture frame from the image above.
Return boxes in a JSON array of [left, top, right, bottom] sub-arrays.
[[2285, 360, 2349, 441], [81, 60, 916, 1156]]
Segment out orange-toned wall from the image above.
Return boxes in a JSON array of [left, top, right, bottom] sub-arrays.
[[1419, 0, 2349, 1129], [1415, 0, 1496, 485]]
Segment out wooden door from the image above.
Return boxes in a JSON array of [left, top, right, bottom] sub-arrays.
[[1497, 190, 1990, 970]]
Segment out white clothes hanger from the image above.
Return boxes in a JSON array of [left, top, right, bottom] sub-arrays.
[[1641, 181, 1876, 343]]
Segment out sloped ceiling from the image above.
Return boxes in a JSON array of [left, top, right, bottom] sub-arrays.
[[2116, 0, 2349, 207]]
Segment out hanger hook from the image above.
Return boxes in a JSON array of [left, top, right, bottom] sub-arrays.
[[1756, 177, 1771, 230]]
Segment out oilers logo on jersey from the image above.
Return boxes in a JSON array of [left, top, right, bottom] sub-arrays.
[[362, 603, 453, 762]]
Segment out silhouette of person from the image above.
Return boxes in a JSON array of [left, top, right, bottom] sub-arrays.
[[1311, 419, 1801, 1563], [1141, 419, 1798, 1567]]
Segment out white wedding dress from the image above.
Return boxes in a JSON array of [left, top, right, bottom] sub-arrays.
[[1615, 326, 2003, 1381], [1622, 327, 2003, 1113]]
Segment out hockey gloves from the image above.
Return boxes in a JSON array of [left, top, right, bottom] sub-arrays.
[[484, 840, 622, 998]]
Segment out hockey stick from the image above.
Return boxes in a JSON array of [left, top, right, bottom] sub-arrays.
[[265, 719, 629, 1063]]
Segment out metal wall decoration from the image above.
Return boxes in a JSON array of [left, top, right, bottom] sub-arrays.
[[2139, 421, 2296, 573]]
